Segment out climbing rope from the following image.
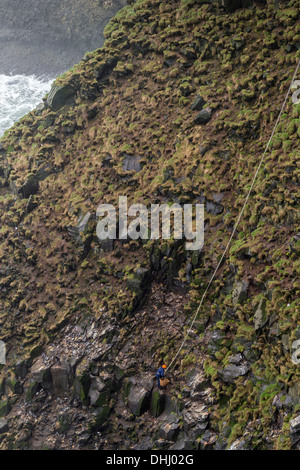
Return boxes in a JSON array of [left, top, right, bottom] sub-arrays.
[[166, 59, 300, 374]]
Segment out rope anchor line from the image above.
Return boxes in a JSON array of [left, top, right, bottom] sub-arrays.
[[166, 59, 300, 374]]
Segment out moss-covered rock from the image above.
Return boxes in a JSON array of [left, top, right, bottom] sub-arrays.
[[73, 359, 91, 405], [25, 381, 40, 402], [150, 389, 165, 417], [0, 399, 11, 418], [47, 84, 78, 111]]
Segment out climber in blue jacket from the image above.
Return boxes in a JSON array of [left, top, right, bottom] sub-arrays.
[[156, 364, 167, 388]]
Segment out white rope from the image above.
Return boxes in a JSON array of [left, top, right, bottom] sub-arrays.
[[166, 59, 300, 373]]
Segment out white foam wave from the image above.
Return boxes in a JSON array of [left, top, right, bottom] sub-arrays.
[[0, 74, 53, 137]]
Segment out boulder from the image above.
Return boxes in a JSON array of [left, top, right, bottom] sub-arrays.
[[232, 280, 249, 306], [150, 389, 165, 417], [212, 192, 224, 204], [51, 364, 69, 395], [47, 84, 77, 111], [242, 0, 253, 6], [89, 405, 111, 431], [228, 438, 247, 450], [218, 364, 249, 383], [126, 267, 151, 298], [0, 1, 127, 76], [31, 357, 52, 389], [253, 298, 268, 330], [0, 418, 8, 434], [19, 165, 53, 198], [186, 369, 210, 396], [0, 341, 5, 365], [159, 422, 180, 441], [0, 377, 5, 398], [25, 381, 40, 402], [88, 377, 110, 407], [74, 360, 91, 405], [206, 199, 224, 215], [232, 36, 246, 51], [183, 403, 209, 439], [0, 399, 11, 418], [127, 375, 153, 416], [96, 238, 114, 253], [194, 108, 212, 125], [287, 383, 300, 405], [229, 353, 243, 365]]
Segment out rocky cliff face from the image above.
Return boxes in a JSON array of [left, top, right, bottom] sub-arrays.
[[0, 0, 299, 451], [0, 0, 127, 75]]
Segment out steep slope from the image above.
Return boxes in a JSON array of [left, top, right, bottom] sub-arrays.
[[0, 0, 299, 450]]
